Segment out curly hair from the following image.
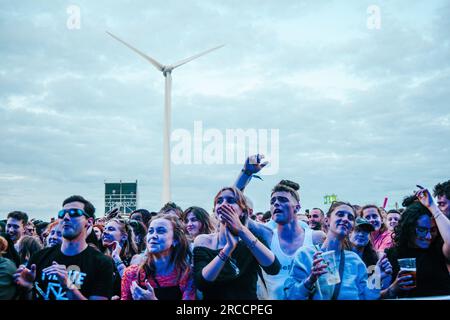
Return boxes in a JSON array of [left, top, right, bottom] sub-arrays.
[[433, 180, 450, 200], [392, 201, 435, 254]]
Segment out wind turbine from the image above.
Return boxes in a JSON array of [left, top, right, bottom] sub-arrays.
[[106, 31, 224, 205]]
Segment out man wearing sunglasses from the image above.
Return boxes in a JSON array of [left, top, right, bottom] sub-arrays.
[[14, 195, 114, 300]]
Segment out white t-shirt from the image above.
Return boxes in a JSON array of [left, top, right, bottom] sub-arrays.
[[259, 226, 314, 300]]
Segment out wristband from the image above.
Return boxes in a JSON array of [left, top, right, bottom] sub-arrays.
[[247, 238, 258, 250], [241, 169, 263, 181], [218, 250, 229, 262], [433, 212, 442, 220], [115, 260, 125, 267]]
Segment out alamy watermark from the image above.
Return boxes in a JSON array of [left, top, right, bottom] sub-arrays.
[[171, 121, 279, 175]]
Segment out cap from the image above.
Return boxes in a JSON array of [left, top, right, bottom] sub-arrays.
[[354, 217, 375, 232]]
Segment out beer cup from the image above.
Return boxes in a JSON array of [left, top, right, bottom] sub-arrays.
[[398, 258, 416, 289]]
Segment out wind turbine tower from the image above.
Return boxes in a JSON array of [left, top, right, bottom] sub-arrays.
[[107, 31, 224, 204]]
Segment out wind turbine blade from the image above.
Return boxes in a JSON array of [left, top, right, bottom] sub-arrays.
[[169, 45, 225, 70], [106, 31, 164, 72]]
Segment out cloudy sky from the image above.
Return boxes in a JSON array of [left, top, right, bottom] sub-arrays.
[[1, 0, 449, 221]]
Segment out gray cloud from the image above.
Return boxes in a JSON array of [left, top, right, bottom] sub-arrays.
[[1, 0, 449, 220]]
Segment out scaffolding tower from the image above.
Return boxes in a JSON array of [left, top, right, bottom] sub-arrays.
[[104, 180, 138, 216]]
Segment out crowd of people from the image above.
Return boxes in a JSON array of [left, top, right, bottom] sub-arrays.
[[0, 154, 449, 300]]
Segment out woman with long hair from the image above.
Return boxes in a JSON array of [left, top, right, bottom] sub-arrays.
[[360, 205, 394, 254], [382, 188, 450, 298], [182, 206, 215, 243], [285, 201, 392, 300], [129, 220, 148, 253], [121, 214, 195, 300], [102, 218, 139, 298], [193, 186, 280, 300]]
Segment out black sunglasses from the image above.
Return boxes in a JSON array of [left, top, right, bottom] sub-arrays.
[[58, 208, 90, 219]]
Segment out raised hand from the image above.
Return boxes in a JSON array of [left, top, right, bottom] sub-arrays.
[[243, 154, 269, 175], [376, 253, 393, 285], [13, 264, 36, 289], [131, 280, 157, 300], [415, 186, 437, 210], [111, 241, 123, 262], [107, 208, 120, 220]]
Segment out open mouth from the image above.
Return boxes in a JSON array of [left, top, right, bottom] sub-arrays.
[[273, 209, 282, 214], [102, 235, 113, 242]]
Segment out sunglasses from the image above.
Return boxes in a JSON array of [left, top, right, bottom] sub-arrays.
[[416, 226, 438, 238], [58, 208, 90, 219]]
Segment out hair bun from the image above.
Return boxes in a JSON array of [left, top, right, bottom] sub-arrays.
[[278, 180, 300, 191]]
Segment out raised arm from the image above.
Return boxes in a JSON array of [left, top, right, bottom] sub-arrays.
[[416, 187, 450, 260], [234, 154, 268, 191]]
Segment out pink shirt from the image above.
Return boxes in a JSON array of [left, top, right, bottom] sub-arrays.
[[371, 230, 394, 253], [121, 264, 195, 300]]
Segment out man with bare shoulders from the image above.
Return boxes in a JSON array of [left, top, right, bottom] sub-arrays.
[[234, 155, 325, 299]]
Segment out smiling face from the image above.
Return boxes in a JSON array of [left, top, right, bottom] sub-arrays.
[[350, 228, 370, 248], [46, 222, 63, 247], [385, 212, 401, 232], [270, 191, 299, 225], [362, 207, 382, 232], [6, 218, 25, 243], [412, 215, 438, 249], [146, 218, 175, 255], [328, 204, 355, 238], [185, 211, 203, 238], [102, 221, 123, 247]]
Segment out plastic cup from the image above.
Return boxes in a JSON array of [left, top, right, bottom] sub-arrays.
[[320, 250, 341, 285], [398, 258, 416, 289]]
